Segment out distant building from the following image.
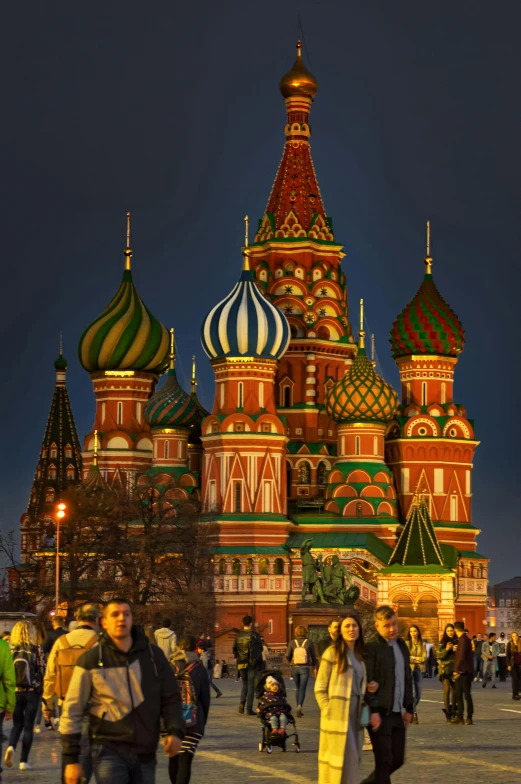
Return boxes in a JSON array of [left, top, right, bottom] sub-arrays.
[[487, 577, 521, 635]]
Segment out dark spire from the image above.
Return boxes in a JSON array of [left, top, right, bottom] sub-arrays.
[[25, 352, 82, 520]]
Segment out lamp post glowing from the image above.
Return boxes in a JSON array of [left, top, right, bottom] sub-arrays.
[[55, 502, 66, 613]]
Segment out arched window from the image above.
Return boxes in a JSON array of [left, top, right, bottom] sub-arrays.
[[48, 464, 56, 480], [259, 558, 269, 575], [355, 436, 361, 456], [65, 444, 72, 459], [274, 558, 284, 575], [441, 383, 446, 404], [66, 465, 75, 481], [50, 443, 58, 459], [422, 382, 427, 406], [232, 558, 241, 576], [317, 461, 328, 486], [218, 558, 226, 575], [238, 382, 243, 409], [117, 401, 123, 425], [164, 440, 169, 459], [245, 558, 253, 575], [235, 482, 242, 513], [283, 386, 291, 407], [45, 488, 55, 502], [297, 461, 311, 484]]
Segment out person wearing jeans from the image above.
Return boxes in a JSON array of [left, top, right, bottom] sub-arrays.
[[452, 622, 474, 724], [481, 633, 499, 688], [285, 625, 317, 717], [4, 621, 44, 772], [0, 637, 16, 780], [232, 616, 263, 715], [405, 625, 426, 725], [472, 634, 483, 682]]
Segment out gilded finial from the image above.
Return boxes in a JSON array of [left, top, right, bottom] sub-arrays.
[[424, 220, 432, 275], [242, 215, 250, 271], [93, 429, 98, 468], [59, 330, 63, 356], [296, 40, 302, 57], [191, 355, 197, 395], [169, 328, 176, 370], [371, 333, 376, 368], [124, 212, 132, 271], [359, 298, 365, 350]]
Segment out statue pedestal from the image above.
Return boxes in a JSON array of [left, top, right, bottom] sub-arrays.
[[291, 603, 358, 645]]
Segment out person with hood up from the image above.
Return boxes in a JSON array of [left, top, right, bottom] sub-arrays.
[[169, 635, 210, 784], [155, 620, 177, 659], [61, 599, 184, 784]]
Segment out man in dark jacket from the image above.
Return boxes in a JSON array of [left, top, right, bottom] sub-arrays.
[[232, 615, 263, 715], [452, 621, 474, 724], [42, 615, 66, 655], [61, 599, 184, 784], [363, 606, 414, 784]]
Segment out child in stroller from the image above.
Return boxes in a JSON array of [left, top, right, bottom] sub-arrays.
[[255, 670, 300, 753]]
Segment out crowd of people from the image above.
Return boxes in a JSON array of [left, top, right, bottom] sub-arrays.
[[0, 603, 518, 784]]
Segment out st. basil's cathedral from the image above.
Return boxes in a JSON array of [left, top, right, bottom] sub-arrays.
[[20, 43, 489, 645]]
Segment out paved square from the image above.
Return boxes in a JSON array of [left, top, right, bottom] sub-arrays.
[[6, 677, 520, 782]]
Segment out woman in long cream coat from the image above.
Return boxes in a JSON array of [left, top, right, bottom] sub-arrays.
[[315, 614, 372, 784]]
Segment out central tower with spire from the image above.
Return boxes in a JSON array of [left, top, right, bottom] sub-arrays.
[[247, 42, 356, 505]]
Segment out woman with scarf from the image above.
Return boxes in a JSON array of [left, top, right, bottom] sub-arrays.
[[169, 635, 210, 784], [405, 625, 427, 724], [507, 631, 521, 701], [437, 623, 457, 723]]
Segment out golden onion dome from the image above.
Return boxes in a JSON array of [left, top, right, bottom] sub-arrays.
[[279, 41, 318, 100]]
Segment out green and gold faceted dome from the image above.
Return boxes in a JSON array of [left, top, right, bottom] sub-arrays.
[[78, 215, 170, 374], [326, 301, 398, 424], [144, 331, 199, 429]]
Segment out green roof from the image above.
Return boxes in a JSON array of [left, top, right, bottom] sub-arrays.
[[380, 564, 453, 575], [388, 497, 444, 567], [286, 442, 336, 455], [440, 544, 458, 569], [458, 550, 488, 560], [285, 531, 392, 564], [289, 515, 399, 526]]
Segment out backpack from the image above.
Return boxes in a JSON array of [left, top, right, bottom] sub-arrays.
[[13, 649, 32, 689], [249, 633, 263, 667], [55, 632, 99, 700], [175, 661, 199, 728], [293, 639, 309, 666]]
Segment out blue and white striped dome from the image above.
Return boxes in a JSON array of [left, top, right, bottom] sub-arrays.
[[201, 267, 291, 360]]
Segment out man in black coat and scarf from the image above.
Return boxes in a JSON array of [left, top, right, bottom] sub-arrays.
[[363, 605, 414, 784]]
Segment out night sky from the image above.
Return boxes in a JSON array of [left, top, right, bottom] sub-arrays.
[[2, 2, 520, 583]]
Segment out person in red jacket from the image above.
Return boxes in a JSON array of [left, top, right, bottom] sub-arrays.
[[452, 621, 474, 725]]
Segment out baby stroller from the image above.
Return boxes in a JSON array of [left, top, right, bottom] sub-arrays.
[[255, 669, 300, 754]]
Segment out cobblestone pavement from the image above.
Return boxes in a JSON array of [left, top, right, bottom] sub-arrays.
[[3, 678, 520, 782]]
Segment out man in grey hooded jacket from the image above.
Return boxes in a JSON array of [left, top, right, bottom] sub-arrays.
[[154, 620, 177, 659]]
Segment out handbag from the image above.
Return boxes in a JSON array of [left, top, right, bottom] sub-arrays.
[[359, 701, 370, 729]]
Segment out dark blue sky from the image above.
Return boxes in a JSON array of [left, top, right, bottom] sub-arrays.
[[2, 2, 519, 583]]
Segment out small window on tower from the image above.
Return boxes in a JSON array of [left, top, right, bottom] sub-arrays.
[[65, 444, 72, 459], [234, 482, 242, 513], [422, 382, 427, 406], [283, 386, 291, 407], [355, 436, 361, 456], [212, 423, 219, 434], [66, 465, 75, 481], [50, 443, 58, 459], [164, 440, 169, 459], [45, 488, 55, 502], [441, 383, 446, 404], [261, 423, 271, 433], [117, 402, 123, 425], [238, 382, 244, 409], [48, 464, 56, 480], [234, 422, 245, 433]]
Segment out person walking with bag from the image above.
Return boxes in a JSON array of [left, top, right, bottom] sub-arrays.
[[315, 613, 375, 784], [404, 625, 426, 725], [481, 632, 499, 688], [286, 625, 317, 717], [4, 620, 45, 771], [169, 636, 210, 784], [437, 624, 457, 723], [232, 616, 263, 715], [0, 635, 16, 779], [507, 631, 521, 700], [43, 602, 100, 782]]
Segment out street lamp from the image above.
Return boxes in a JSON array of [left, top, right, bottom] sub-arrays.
[[55, 502, 66, 613]]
